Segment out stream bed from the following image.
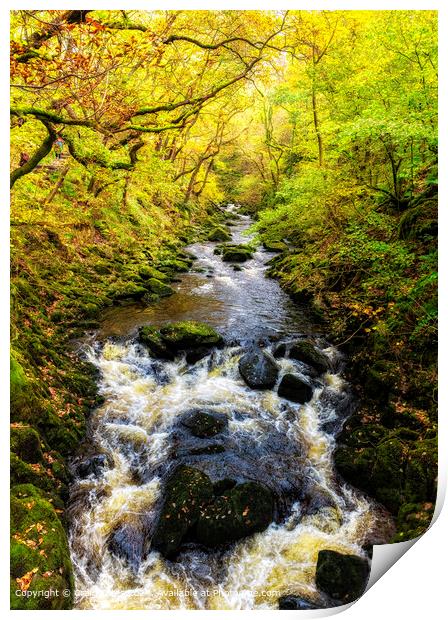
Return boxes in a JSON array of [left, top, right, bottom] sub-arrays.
[[68, 206, 393, 609]]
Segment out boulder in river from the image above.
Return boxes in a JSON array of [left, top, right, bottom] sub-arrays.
[[239, 347, 279, 389], [159, 321, 223, 351], [151, 465, 214, 558], [138, 326, 175, 360], [289, 340, 329, 374], [208, 226, 231, 242], [181, 410, 228, 438], [139, 321, 223, 361], [315, 550, 370, 603], [278, 373, 313, 403], [108, 521, 147, 571], [146, 277, 174, 297], [195, 481, 275, 547], [221, 244, 254, 262], [76, 454, 109, 479]]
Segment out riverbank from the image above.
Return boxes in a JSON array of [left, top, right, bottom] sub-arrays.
[[256, 187, 438, 543], [10, 201, 230, 609]]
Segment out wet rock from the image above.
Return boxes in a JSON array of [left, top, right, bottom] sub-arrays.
[[239, 347, 279, 389], [289, 340, 329, 374], [138, 326, 175, 360], [278, 595, 320, 610], [159, 321, 223, 352], [108, 521, 147, 571], [185, 347, 211, 364], [221, 244, 254, 262], [315, 550, 370, 603], [208, 226, 231, 242], [152, 465, 214, 558], [76, 454, 109, 479], [273, 342, 287, 358], [139, 322, 222, 360], [181, 410, 227, 438], [195, 481, 275, 547], [213, 478, 237, 495], [189, 444, 226, 455], [278, 374, 313, 403]]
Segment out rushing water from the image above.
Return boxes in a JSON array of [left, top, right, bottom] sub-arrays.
[[68, 206, 393, 610]]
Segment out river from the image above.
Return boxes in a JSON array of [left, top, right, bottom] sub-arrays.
[[68, 205, 392, 610]]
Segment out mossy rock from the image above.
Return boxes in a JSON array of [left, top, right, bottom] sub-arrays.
[[10, 426, 44, 464], [221, 244, 254, 263], [288, 340, 329, 374], [181, 410, 227, 438], [10, 454, 65, 497], [152, 465, 214, 558], [196, 481, 275, 548], [10, 484, 73, 609], [392, 501, 434, 542], [108, 282, 147, 301], [159, 321, 223, 351], [158, 258, 190, 274], [146, 278, 174, 297], [404, 438, 438, 504], [138, 326, 175, 360], [315, 550, 369, 603], [262, 240, 288, 252], [35, 410, 84, 457], [208, 227, 231, 242], [138, 265, 170, 282], [364, 360, 396, 403]]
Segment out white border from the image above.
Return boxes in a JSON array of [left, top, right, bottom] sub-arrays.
[[2, 1, 446, 618]]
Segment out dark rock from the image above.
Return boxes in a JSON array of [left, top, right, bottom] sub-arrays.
[[181, 410, 228, 438], [289, 340, 329, 373], [239, 347, 279, 389], [315, 550, 370, 603], [108, 521, 146, 571], [213, 478, 237, 495], [189, 444, 226, 455], [278, 374, 313, 403], [185, 347, 211, 364], [138, 326, 175, 360], [151, 466, 214, 558], [278, 595, 320, 610], [76, 454, 109, 479], [195, 481, 275, 547], [273, 343, 287, 358]]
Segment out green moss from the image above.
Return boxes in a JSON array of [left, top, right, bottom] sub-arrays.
[[220, 244, 254, 262], [159, 321, 223, 350], [138, 326, 174, 360], [10, 484, 73, 610], [108, 282, 147, 300], [146, 278, 174, 297], [10, 426, 44, 463], [208, 226, 231, 242]]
